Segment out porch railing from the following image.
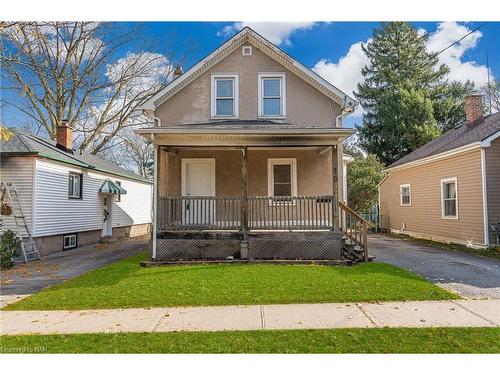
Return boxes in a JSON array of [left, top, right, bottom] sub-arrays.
[[338, 201, 372, 262], [157, 195, 335, 231], [248, 195, 335, 230]]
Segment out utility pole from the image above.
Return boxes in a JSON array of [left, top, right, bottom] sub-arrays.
[[486, 49, 493, 114]]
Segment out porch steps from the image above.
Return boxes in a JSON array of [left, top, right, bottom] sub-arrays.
[[341, 237, 366, 263]]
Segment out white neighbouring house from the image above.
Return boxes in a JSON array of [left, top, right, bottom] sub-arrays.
[[0, 124, 152, 256]]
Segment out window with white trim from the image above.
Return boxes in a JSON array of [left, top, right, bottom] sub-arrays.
[[441, 178, 458, 219], [68, 173, 82, 199], [115, 181, 121, 202], [258, 73, 286, 118], [211, 74, 238, 117], [268, 158, 297, 198], [400, 184, 411, 206], [63, 234, 77, 250]]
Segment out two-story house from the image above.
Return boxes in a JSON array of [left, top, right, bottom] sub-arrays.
[[137, 27, 367, 262]]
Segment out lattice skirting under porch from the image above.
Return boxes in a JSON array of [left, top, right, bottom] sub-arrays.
[[152, 232, 343, 261]]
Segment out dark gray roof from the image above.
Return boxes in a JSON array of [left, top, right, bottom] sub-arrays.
[[388, 112, 500, 169], [162, 119, 337, 130], [1, 130, 151, 183]]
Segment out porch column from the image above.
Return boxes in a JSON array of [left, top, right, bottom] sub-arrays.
[[331, 145, 339, 230], [240, 146, 249, 258], [152, 141, 159, 260]]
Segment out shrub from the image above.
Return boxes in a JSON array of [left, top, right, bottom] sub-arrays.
[[1, 230, 20, 269]]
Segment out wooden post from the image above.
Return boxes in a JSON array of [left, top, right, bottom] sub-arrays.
[[240, 146, 249, 258], [331, 145, 338, 230], [363, 222, 368, 262]]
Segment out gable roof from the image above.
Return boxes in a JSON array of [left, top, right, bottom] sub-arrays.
[[1, 130, 151, 184], [142, 27, 357, 112], [386, 111, 500, 171]]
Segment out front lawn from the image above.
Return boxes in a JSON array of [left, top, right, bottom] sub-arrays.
[[1, 328, 498, 353], [4, 252, 457, 310]]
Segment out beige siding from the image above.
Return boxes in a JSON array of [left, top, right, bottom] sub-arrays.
[[486, 138, 500, 244], [160, 148, 334, 197], [379, 149, 485, 246], [156, 44, 341, 127]]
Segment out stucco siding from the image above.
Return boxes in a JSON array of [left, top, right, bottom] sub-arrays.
[[34, 159, 151, 237], [486, 138, 500, 245], [156, 45, 341, 127], [160, 148, 334, 197], [0, 156, 35, 236], [379, 149, 485, 246]]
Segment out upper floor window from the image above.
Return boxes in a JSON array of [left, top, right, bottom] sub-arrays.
[[441, 178, 458, 219], [400, 184, 411, 206], [258, 72, 286, 118], [68, 172, 83, 199], [211, 74, 238, 118]]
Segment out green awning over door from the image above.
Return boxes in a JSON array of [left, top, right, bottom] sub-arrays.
[[99, 180, 127, 194]]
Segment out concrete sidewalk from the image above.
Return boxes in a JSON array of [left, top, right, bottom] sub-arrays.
[[1, 299, 499, 335]]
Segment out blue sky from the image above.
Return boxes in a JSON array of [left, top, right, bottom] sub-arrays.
[[2, 22, 499, 128]]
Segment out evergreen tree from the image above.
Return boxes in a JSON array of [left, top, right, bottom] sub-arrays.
[[355, 22, 450, 165]]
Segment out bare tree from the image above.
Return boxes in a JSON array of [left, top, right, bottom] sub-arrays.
[[0, 22, 173, 154], [483, 80, 500, 114]]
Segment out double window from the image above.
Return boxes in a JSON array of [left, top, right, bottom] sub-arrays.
[[63, 234, 77, 250], [400, 184, 411, 206], [441, 178, 458, 219], [258, 73, 286, 118], [68, 173, 83, 199], [211, 74, 238, 117]]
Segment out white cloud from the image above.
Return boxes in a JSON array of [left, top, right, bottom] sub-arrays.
[[312, 22, 492, 118], [425, 22, 489, 86], [219, 22, 317, 46], [312, 40, 370, 117]]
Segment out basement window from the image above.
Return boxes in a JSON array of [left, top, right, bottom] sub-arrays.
[[63, 234, 77, 250]]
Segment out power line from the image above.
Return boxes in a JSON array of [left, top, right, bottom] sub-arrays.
[[434, 22, 487, 57]]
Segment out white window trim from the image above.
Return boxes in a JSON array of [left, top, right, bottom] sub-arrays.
[[68, 173, 82, 199], [63, 234, 77, 250], [267, 158, 297, 200], [211, 73, 239, 119], [441, 177, 459, 220], [258, 72, 286, 119], [242, 45, 252, 56], [400, 184, 411, 206]]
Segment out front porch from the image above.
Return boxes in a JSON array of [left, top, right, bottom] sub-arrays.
[[143, 125, 368, 262]]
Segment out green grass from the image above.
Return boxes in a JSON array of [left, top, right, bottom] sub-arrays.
[[4, 252, 457, 311], [1, 328, 498, 353], [384, 232, 500, 260]]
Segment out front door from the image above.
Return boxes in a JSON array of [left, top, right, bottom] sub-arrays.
[[181, 159, 216, 226], [102, 194, 112, 237]]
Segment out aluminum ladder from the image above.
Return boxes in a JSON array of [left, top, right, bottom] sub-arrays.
[[1, 182, 40, 262]]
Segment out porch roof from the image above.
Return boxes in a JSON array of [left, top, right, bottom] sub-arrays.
[[136, 121, 355, 146]]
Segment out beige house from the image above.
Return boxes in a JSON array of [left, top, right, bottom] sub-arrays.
[[379, 95, 500, 248], [137, 27, 369, 262]]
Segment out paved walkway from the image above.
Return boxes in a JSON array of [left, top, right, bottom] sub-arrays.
[[1, 300, 499, 335], [0, 238, 148, 296], [369, 234, 500, 299]]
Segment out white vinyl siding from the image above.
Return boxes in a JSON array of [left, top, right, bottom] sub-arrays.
[[34, 159, 151, 237], [0, 157, 35, 236]]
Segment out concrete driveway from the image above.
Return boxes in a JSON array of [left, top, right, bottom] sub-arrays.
[[370, 234, 500, 299], [0, 238, 148, 297]]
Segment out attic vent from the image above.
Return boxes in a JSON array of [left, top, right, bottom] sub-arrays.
[[242, 45, 252, 56]]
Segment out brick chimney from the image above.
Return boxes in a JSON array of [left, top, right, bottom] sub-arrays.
[[56, 120, 73, 152], [465, 95, 484, 126], [172, 65, 183, 80]]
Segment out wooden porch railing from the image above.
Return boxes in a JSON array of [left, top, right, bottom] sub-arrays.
[[158, 196, 241, 231], [248, 195, 335, 231], [157, 195, 336, 232], [338, 201, 372, 262]]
